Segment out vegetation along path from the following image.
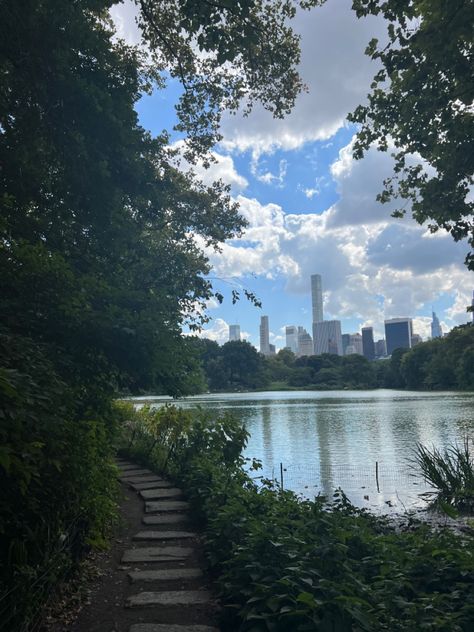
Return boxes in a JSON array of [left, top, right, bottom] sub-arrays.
[[66, 458, 219, 632]]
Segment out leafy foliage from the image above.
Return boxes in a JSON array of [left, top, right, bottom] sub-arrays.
[[350, 0, 474, 268], [122, 405, 474, 632], [414, 440, 474, 513]]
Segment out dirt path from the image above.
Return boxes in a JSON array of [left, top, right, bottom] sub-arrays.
[[58, 459, 220, 632]]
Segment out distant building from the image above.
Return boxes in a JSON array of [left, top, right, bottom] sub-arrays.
[[411, 333, 422, 346], [269, 344, 276, 355], [431, 311, 442, 339], [349, 333, 363, 355], [259, 315, 271, 355], [384, 318, 412, 355], [361, 326, 375, 360], [471, 291, 474, 323], [375, 339, 387, 358], [311, 274, 323, 324], [285, 325, 299, 354], [342, 333, 351, 355], [297, 327, 314, 357], [313, 320, 343, 356], [229, 324, 241, 342]]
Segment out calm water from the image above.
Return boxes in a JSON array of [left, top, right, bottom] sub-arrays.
[[137, 390, 474, 512]]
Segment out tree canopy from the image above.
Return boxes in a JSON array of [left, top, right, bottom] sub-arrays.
[[350, 0, 474, 269]]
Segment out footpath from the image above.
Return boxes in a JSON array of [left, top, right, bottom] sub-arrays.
[[66, 458, 220, 632]]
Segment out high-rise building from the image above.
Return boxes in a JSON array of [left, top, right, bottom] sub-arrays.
[[297, 327, 313, 357], [411, 333, 422, 346], [269, 344, 276, 355], [431, 311, 442, 339], [349, 333, 363, 355], [342, 333, 351, 355], [384, 318, 412, 355], [361, 327, 375, 360], [375, 339, 387, 358], [285, 325, 298, 354], [259, 315, 271, 356], [313, 320, 343, 355], [311, 274, 323, 324], [229, 324, 241, 342]]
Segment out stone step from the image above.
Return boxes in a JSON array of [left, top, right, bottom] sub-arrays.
[[121, 546, 192, 563], [142, 514, 188, 526], [129, 480, 173, 491], [128, 568, 203, 583], [133, 530, 196, 541], [129, 625, 219, 632], [139, 488, 183, 500], [118, 464, 145, 471], [120, 475, 164, 484], [145, 500, 190, 513], [119, 469, 154, 478], [126, 590, 212, 608]]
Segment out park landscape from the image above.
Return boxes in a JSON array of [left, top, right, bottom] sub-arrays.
[[0, 1, 473, 631]]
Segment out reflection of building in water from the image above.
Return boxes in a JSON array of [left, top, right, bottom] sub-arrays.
[[260, 404, 274, 476], [314, 416, 335, 499]]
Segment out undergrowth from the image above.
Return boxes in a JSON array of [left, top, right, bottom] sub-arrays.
[[120, 402, 474, 632]]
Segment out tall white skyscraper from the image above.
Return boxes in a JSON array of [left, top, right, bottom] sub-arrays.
[[229, 324, 241, 342], [313, 320, 343, 355], [431, 311, 442, 339], [311, 274, 323, 324], [259, 315, 271, 355], [285, 325, 298, 353]]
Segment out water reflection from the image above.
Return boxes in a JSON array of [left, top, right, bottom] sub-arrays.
[[144, 390, 474, 512]]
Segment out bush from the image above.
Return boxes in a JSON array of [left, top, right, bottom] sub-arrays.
[[0, 330, 120, 631], [121, 405, 474, 632], [414, 440, 474, 513]]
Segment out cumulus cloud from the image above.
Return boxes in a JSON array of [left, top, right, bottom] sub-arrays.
[[169, 141, 248, 192], [220, 0, 386, 156], [198, 318, 251, 345]]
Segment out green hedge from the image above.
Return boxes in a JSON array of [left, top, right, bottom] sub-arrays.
[[122, 403, 474, 632]]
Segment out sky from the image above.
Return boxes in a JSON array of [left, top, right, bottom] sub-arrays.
[[111, 0, 473, 349]]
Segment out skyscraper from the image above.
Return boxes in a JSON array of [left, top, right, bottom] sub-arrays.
[[313, 320, 343, 355], [342, 333, 350, 355], [297, 327, 313, 357], [285, 325, 298, 354], [229, 324, 241, 342], [311, 274, 323, 324], [375, 339, 387, 358], [384, 318, 412, 355], [431, 311, 442, 339], [259, 315, 271, 355], [361, 327, 375, 360]]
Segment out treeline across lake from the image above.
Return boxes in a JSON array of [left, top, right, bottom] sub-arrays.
[[191, 323, 474, 392]]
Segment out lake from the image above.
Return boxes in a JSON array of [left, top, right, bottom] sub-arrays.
[[135, 389, 474, 512]]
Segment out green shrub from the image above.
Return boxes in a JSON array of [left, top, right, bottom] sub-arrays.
[[414, 440, 474, 513], [0, 331, 120, 630]]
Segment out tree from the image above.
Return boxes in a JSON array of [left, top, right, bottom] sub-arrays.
[[350, 0, 474, 269]]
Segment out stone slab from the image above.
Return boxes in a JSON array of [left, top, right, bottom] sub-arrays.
[[133, 530, 196, 541], [129, 480, 172, 491], [142, 514, 188, 525], [120, 475, 163, 484], [121, 546, 192, 563], [126, 590, 212, 608], [128, 568, 203, 583], [130, 625, 218, 632], [145, 500, 189, 513], [139, 488, 183, 500], [119, 469, 153, 477]]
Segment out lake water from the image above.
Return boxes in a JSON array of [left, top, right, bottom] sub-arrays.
[[136, 390, 474, 512]]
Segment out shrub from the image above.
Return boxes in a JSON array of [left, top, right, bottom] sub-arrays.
[[414, 439, 474, 513]]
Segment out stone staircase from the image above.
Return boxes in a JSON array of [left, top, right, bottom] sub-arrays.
[[116, 458, 219, 632]]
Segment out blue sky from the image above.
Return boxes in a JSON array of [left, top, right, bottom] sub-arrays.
[[113, 0, 473, 348]]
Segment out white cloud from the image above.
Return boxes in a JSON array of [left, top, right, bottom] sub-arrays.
[[169, 141, 248, 192], [220, 0, 386, 156], [198, 318, 251, 345], [110, 0, 142, 46]]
